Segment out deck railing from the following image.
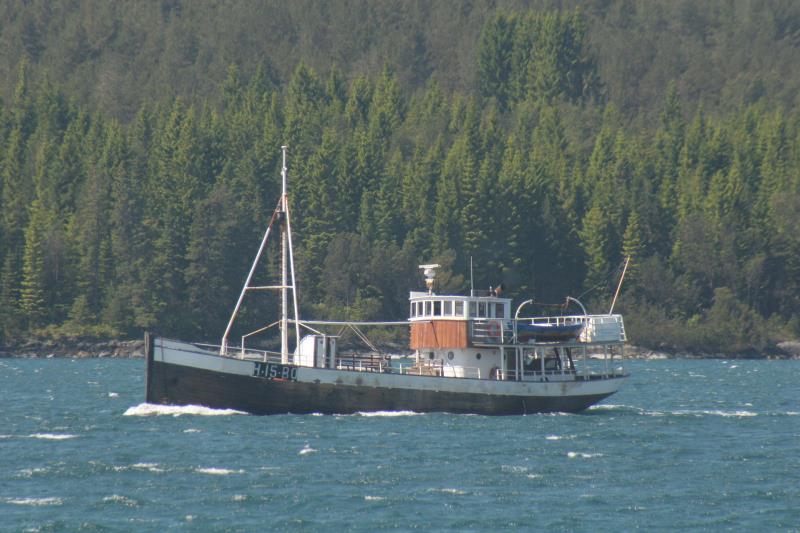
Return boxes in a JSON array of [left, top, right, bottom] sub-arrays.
[[469, 314, 626, 345]]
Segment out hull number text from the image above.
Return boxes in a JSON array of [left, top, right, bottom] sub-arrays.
[[253, 362, 298, 382]]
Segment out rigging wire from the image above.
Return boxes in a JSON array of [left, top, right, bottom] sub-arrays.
[[576, 258, 628, 301]]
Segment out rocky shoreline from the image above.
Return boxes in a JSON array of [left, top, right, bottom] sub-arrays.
[[0, 339, 145, 359], [1, 338, 798, 360]]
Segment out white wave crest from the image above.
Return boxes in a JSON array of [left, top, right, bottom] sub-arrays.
[[196, 467, 244, 475], [567, 452, 604, 459], [428, 488, 466, 496], [123, 403, 246, 417], [545, 434, 576, 440], [129, 463, 165, 473], [102, 495, 138, 506], [108, 392, 119, 398], [588, 404, 635, 411], [183, 428, 201, 433], [299, 445, 317, 455], [355, 410, 420, 417], [17, 467, 49, 477], [7, 497, 63, 506], [674, 409, 757, 418], [364, 495, 386, 501], [28, 433, 77, 440]]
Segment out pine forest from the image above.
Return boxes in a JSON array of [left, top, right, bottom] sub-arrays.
[[1, 1, 800, 355]]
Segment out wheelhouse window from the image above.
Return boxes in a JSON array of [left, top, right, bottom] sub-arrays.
[[469, 302, 477, 317], [455, 301, 464, 316], [443, 300, 453, 315], [433, 301, 442, 316], [478, 302, 487, 318], [425, 301, 432, 316], [495, 303, 505, 318]]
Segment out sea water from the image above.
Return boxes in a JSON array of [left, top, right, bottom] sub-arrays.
[[0, 358, 798, 532]]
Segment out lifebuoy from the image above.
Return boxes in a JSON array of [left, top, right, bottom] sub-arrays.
[[487, 320, 502, 339]]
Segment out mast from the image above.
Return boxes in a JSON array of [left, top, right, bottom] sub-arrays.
[[281, 146, 289, 363], [220, 146, 300, 359]]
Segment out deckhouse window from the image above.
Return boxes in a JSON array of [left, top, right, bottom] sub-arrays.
[[425, 301, 432, 316], [495, 303, 505, 318], [444, 301, 453, 315], [455, 301, 464, 316], [469, 302, 477, 317], [434, 301, 441, 316], [478, 302, 487, 317]]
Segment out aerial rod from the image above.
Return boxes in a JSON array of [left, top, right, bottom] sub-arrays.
[[470, 256, 474, 297], [281, 146, 288, 201]]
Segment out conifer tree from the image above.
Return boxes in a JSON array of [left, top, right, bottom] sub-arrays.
[[476, 13, 515, 108], [622, 211, 645, 284], [20, 197, 47, 327], [579, 204, 612, 293]]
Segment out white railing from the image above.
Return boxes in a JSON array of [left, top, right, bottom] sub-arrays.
[[442, 364, 482, 379], [470, 314, 626, 345]]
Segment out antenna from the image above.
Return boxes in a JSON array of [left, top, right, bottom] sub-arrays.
[[470, 256, 474, 296]]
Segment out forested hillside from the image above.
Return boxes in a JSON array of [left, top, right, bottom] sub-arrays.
[[1, 2, 799, 354]]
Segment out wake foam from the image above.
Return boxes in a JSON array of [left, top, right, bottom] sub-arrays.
[[123, 403, 246, 417], [674, 409, 757, 417], [588, 404, 759, 418], [354, 410, 420, 417]]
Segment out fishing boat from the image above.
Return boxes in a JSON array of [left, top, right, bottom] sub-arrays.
[[145, 148, 628, 415]]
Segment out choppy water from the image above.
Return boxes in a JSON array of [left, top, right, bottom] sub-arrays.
[[1, 358, 798, 532]]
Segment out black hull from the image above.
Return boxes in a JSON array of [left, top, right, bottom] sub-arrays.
[[146, 359, 614, 416]]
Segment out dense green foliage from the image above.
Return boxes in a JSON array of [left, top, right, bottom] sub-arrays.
[[1, 2, 799, 354]]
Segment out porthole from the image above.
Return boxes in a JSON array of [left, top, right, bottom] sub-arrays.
[[476, 353, 482, 360], [428, 351, 435, 360], [447, 351, 454, 360]]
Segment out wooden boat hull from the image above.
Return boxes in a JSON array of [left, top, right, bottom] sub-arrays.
[[146, 336, 626, 416]]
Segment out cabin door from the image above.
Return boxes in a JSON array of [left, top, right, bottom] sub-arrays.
[[503, 347, 519, 380]]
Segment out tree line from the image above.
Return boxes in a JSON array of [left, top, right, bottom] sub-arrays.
[[1, 9, 799, 354]]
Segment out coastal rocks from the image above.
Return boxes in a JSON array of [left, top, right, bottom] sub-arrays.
[[777, 341, 800, 358], [0, 339, 145, 359]]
